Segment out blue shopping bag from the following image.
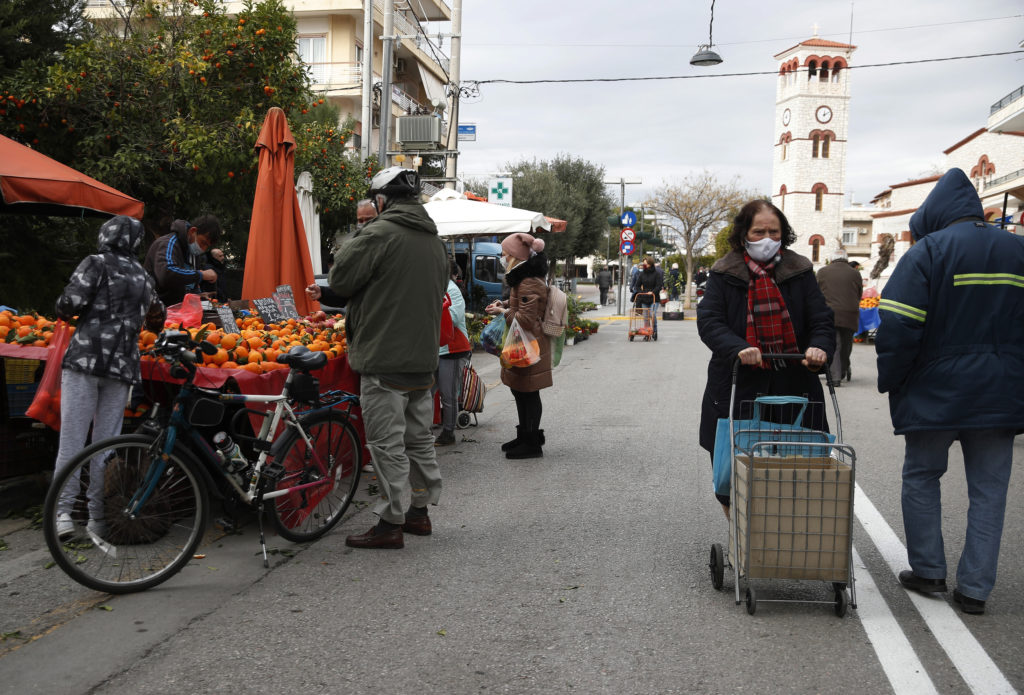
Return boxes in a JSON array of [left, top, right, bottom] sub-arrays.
[[712, 396, 835, 497], [480, 314, 507, 357]]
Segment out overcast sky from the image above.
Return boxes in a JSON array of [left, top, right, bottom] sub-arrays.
[[442, 1, 1023, 208]]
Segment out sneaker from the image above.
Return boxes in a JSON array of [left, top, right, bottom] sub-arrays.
[[86, 519, 108, 538], [56, 513, 75, 539], [362, 464, 375, 473]]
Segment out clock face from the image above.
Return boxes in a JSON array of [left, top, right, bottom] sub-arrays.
[[816, 105, 833, 123], [782, 108, 791, 126]]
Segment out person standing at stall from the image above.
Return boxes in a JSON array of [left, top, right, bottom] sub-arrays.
[[54, 216, 166, 539], [328, 167, 448, 550], [144, 215, 222, 306], [434, 262, 473, 447]]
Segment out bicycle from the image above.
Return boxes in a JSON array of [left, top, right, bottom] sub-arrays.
[[42, 330, 363, 594]]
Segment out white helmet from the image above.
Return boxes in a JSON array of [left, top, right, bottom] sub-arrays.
[[368, 166, 419, 198]]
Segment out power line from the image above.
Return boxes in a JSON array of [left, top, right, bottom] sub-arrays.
[[467, 50, 1024, 86]]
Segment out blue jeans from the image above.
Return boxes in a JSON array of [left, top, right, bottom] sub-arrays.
[[902, 429, 1016, 600]]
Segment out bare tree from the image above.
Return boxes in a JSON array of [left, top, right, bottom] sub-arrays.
[[646, 171, 750, 309]]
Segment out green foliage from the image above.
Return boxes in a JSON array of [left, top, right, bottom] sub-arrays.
[[0, 0, 88, 77]]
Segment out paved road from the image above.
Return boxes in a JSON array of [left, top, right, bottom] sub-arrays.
[[1, 283, 1022, 694]]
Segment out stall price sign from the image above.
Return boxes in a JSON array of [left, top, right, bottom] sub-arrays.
[[252, 296, 285, 324], [216, 306, 239, 334], [273, 284, 300, 320]]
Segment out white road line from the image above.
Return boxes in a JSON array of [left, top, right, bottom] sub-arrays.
[[854, 483, 1017, 695], [852, 545, 938, 695]]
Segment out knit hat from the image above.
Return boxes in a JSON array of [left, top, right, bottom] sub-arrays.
[[671, 263, 679, 269], [501, 232, 545, 261]]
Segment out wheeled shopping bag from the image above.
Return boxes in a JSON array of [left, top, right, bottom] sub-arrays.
[[457, 361, 485, 429]]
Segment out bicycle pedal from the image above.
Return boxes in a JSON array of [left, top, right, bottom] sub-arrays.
[[260, 462, 286, 484]]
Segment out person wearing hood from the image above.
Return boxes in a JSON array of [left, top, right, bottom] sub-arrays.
[[329, 167, 448, 550], [53, 215, 167, 540], [696, 200, 833, 519], [144, 215, 222, 306], [485, 232, 552, 459], [876, 168, 1024, 615], [666, 262, 684, 301]]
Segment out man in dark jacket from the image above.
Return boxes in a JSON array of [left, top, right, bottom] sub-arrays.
[[329, 167, 448, 550], [816, 251, 862, 385], [876, 168, 1024, 615], [595, 266, 612, 305], [143, 215, 222, 305]]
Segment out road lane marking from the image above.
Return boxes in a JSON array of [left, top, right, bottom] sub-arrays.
[[852, 545, 938, 695], [854, 483, 1017, 695]]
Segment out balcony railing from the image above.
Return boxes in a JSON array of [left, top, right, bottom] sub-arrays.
[[991, 85, 1024, 115], [988, 168, 1024, 189], [306, 63, 425, 113]]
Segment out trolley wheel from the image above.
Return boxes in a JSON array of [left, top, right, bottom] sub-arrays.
[[745, 587, 757, 615], [456, 411, 472, 429], [709, 543, 725, 590], [834, 588, 849, 618]]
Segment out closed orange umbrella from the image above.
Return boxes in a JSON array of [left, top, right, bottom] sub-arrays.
[[242, 107, 316, 316]]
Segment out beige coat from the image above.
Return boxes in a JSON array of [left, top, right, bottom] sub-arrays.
[[499, 276, 552, 392]]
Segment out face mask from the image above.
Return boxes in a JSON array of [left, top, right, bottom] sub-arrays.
[[745, 238, 781, 263], [189, 241, 204, 257], [499, 256, 509, 270]]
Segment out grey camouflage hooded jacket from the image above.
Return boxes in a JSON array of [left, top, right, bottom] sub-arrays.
[[56, 216, 166, 385]]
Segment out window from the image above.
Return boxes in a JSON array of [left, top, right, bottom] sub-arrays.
[[475, 255, 503, 284], [832, 65, 842, 83], [807, 60, 817, 80], [356, 43, 363, 65], [819, 61, 830, 82], [779, 185, 787, 211], [842, 228, 857, 245], [821, 134, 830, 158], [296, 36, 327, 84], [811, 238, 821, 263], [812, 134, 820, 158], [815, 189, 824, 211]]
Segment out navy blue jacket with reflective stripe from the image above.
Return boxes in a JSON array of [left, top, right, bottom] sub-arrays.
[[876, 168, 1024, 433]]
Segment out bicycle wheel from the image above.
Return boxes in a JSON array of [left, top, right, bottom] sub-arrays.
[[43, 435, 209, 594], [270, 409, 362, 542]]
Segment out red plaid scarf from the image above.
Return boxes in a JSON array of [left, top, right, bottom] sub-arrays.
[[744, 252, 799, 368]]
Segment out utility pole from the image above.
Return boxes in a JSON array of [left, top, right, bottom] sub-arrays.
[[360, 0, 374, 162], [377, 0, 395, 166], [443, 0, 463, 188], [603, 177, 642, 315]]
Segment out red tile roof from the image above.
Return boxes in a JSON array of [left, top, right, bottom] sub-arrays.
[[943, 128, 987, 155], [774, 37, 857, 58], [890, 175, 941, 190]]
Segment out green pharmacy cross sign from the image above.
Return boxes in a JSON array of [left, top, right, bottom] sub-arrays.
[[491, 182, 508, 199], [488, 178, 512, 207]]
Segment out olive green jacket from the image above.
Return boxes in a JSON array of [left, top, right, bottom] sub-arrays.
[[328, 201, 448, 376]]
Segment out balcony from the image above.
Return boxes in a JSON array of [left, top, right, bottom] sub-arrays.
[[988, 85, 1024, 133], [306, 63, 425, 113]]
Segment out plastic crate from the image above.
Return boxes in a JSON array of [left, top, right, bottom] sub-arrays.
[[4, 358, 40, 384], [7, 383, 39, 417]]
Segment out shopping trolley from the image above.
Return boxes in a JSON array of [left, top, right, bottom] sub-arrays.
[[628, 292, 656, 341], [708, 353, 856, 617]]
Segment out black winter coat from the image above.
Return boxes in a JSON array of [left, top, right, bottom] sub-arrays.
[[696, 250, 835, 452]]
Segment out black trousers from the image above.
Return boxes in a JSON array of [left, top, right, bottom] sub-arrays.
[[512, 389, 543, 431], [598, 286, 609, 304]]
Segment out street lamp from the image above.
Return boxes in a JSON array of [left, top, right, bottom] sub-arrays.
[[690, 0, 723, 67]]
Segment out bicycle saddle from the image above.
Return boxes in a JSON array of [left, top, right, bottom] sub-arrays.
[[277, 345, 328, 371]]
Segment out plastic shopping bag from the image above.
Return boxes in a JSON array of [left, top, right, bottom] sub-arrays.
[[550, 332, 566, 368], [500, 318, 540, 369], [164, 293, 203, 328], [25, 320, 72, 430], [480, 314, 507, 357]]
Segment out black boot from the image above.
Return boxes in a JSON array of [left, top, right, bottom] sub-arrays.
[[506, 430, 543, 459], [501, 425, 524, 452]]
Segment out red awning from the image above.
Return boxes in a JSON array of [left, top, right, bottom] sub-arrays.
[[0, 135, 144, 218]]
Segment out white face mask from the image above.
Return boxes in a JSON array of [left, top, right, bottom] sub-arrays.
[[745, 237, 782, 263], [499, 256, 509, 270]]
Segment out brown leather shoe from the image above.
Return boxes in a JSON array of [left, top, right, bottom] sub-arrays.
[[402, 515, 432, 536], [345, 525, 404, 549]]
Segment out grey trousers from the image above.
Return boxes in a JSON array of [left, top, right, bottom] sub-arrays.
[[54, 370, 130, 518], [360, 375, 442, 524], [433, 355, 468, 433]]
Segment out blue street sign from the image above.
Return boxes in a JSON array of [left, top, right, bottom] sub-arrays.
[[457, 124, 477, 142], [620, 240, 634, 255], [620, 211, 637, 227]]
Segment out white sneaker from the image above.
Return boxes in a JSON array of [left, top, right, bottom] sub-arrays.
[[362, 464, 374, 473], [86, 519, 108, 538], [56, 513, 75, 539]]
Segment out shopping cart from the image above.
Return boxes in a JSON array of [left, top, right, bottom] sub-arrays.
[[709, 353, 856, 617], [628, 292, 656, 341]]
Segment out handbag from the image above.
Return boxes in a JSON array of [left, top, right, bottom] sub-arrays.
[[712, 396, 835, 497], [480, 314, 507, 357], [25, 320, 72, 430], [500, 318, 540, 369]]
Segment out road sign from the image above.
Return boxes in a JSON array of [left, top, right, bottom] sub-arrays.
[[457, 124, 477, 142], [620, 211, 637, 227], [488, 178, 512, 207], [620, 227, 635, 242], [620, 240, 634, 255]]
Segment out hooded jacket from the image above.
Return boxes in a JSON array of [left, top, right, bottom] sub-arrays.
[[696, 248, 835, 452], [499, 252, 552, 393], [328, 199, 448, 377], [143, 219, 203, 305], [876, 168, 1024, 434], [57, 216, 166, 385]]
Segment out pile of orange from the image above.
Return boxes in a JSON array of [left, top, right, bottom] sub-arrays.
[[859, 296, 879, 309], [0, 311, 61, 347], [143, 314, 347, 374]]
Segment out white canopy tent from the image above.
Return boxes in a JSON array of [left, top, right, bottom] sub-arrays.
[[423, 188, 551, 237]]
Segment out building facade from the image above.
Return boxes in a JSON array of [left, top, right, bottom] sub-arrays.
[[771, 37, 856, 266]]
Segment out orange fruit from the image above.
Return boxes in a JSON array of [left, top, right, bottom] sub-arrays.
[[240, 362, 262, 373], [246, 336, 264, 350], [212, 348, 228, 365], [16, 325, 32, 338], [17, 315, 36, 326], [140, 330, 158, 346], [220, 334, 238, 350], [0, 326, 9, 339], [247, 351, 263, 364], [205, 331, 222, 346], [221, 361, 238, 370]]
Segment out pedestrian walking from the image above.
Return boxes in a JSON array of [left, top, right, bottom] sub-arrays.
[[876, 168, 1024, 615], [666, 262, 684, 301], [328, 167, 448, 549], [633, 256, 662, 340], [696, 200, 833, 519], [816, 250, 862, 385], [53, 216, 166, 539], [485, 232, 552, 459], [596, 265, 612, 305]]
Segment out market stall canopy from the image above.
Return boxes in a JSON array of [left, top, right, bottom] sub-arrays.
[[462, 189, 567, 233], [0, 135, 144, 218], [424, 189, 553, 238], [242, 108, 315, 316]]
